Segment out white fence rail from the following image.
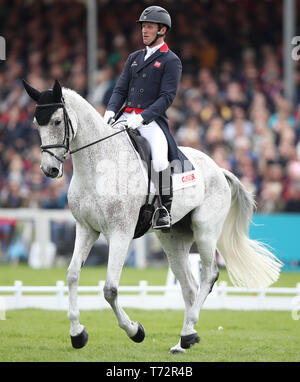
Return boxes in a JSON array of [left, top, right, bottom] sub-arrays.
[[0, 208, 148, 268], [1, 280, 300, 311]]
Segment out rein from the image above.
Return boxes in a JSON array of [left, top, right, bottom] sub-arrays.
[[36, 100, 128, 162], [70, 120, 128, 155]]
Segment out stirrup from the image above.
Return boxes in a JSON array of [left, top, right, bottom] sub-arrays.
[[152, 206, 171, 230]]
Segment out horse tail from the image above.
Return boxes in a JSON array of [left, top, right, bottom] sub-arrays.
[[217, 169, 283, 288]]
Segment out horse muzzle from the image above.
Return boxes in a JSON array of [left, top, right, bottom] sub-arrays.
[[40, 163, 63, 179]]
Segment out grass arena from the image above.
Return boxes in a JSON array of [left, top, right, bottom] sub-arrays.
[[0, 265, 299, 362]]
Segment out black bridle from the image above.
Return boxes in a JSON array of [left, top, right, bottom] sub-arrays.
[[36, 99, 128, 163], [36, 100, 74, 163]]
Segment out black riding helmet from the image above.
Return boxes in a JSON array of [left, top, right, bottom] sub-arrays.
[[136, 6, 171, 46]]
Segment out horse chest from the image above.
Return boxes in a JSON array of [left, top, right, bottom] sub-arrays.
[[68, 183, 131, 233], [68, 182, 102, 222]]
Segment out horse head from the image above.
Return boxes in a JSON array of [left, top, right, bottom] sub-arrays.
[[23, 79, 77, 178]]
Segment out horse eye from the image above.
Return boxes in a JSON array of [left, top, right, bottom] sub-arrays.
[[55, 120, 61, 126]]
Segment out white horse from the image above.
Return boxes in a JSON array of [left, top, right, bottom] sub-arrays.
[[23, 79, 282, 354]]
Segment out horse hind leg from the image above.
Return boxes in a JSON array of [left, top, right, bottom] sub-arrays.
[[186, 208, 227, 332], [155, 225, 199, 354], [192, 236, 219, 314]]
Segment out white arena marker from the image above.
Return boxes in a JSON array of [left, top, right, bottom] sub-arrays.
[[0, 297, 6, 320]]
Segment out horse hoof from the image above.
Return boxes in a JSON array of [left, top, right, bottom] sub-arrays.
[[70, 327, 89, 349], [180, 333, 200, 349], [169, 345, 186, 354], [130, 322, 145, 343]]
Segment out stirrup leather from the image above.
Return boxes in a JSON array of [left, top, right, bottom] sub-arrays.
[[152, 205, 171, 230]]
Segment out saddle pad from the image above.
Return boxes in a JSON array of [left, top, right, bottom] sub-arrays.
[[172, 169, 199, 191]]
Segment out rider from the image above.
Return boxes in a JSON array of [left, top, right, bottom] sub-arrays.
[[104, 5, 182, 230]]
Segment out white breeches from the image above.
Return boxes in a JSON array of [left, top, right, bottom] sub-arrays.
[[121, 111, 169, 172]]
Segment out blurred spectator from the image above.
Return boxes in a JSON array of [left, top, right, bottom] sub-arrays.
[[41, 179, 70, 249], [89, 65, 115, 108], [268, 96, 296, 132], [284, 180, 300, 212], [224, 105, 254, 144], [284, 161, 300, 212], [229, 136, 259, 192], [258, 181, 284, 213], [41, 179, 68, 210], [211, 144, 232, 171], [205, 116, 226, 152], [176, 116, 203, 150], [0, 0, 299, 217], [0, 179, 28, 208], [225, 81, 248, 109]]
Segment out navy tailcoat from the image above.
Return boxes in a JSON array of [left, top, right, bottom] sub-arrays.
[[107, 43, 182, 163]]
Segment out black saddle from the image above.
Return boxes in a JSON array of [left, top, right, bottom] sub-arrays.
[[127, 128, 195, 239], [127, 128, 152, 177], [127, 128, 155, 239]]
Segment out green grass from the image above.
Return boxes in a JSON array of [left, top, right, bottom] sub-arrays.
[[0, 263, 299, 287], [0, 309, 299, 362], [0, 264, 168, 286], [0, 264, 299, 362]]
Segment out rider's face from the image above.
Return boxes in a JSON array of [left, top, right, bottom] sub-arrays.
[[141, 22, 159, 46]]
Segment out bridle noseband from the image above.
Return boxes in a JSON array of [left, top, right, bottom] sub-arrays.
[[36, 98, 128, 163]]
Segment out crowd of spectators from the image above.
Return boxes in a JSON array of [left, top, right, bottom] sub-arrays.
[[1, 0, 300, 217]]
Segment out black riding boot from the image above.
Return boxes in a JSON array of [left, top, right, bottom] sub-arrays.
[[153, 167, 173, 230], [155, 194, 173, 229]]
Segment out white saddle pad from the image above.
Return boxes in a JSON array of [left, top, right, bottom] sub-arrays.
[[172, 169, 199, 191]]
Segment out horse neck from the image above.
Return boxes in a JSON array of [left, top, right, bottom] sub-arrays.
[[64, 89, 120, 175]]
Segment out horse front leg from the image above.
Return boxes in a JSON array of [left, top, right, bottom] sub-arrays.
[[67, 222, 99, 348], [103, 233, 145, 343]]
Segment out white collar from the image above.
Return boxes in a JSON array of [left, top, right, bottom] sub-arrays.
[[145, 42, 164, 58]]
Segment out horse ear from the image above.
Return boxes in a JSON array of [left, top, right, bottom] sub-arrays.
[[22, 79, 41, 102], [52, 79, 62, 102]]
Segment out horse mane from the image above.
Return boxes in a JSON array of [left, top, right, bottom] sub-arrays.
[[62, 87, 107, 129]]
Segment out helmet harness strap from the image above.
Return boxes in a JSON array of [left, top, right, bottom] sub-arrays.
[[146, 23, 166, 47]]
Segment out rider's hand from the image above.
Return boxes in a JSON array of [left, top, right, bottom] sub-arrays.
[[103, 110, 115, 125], [127, 113, 144, 130]]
